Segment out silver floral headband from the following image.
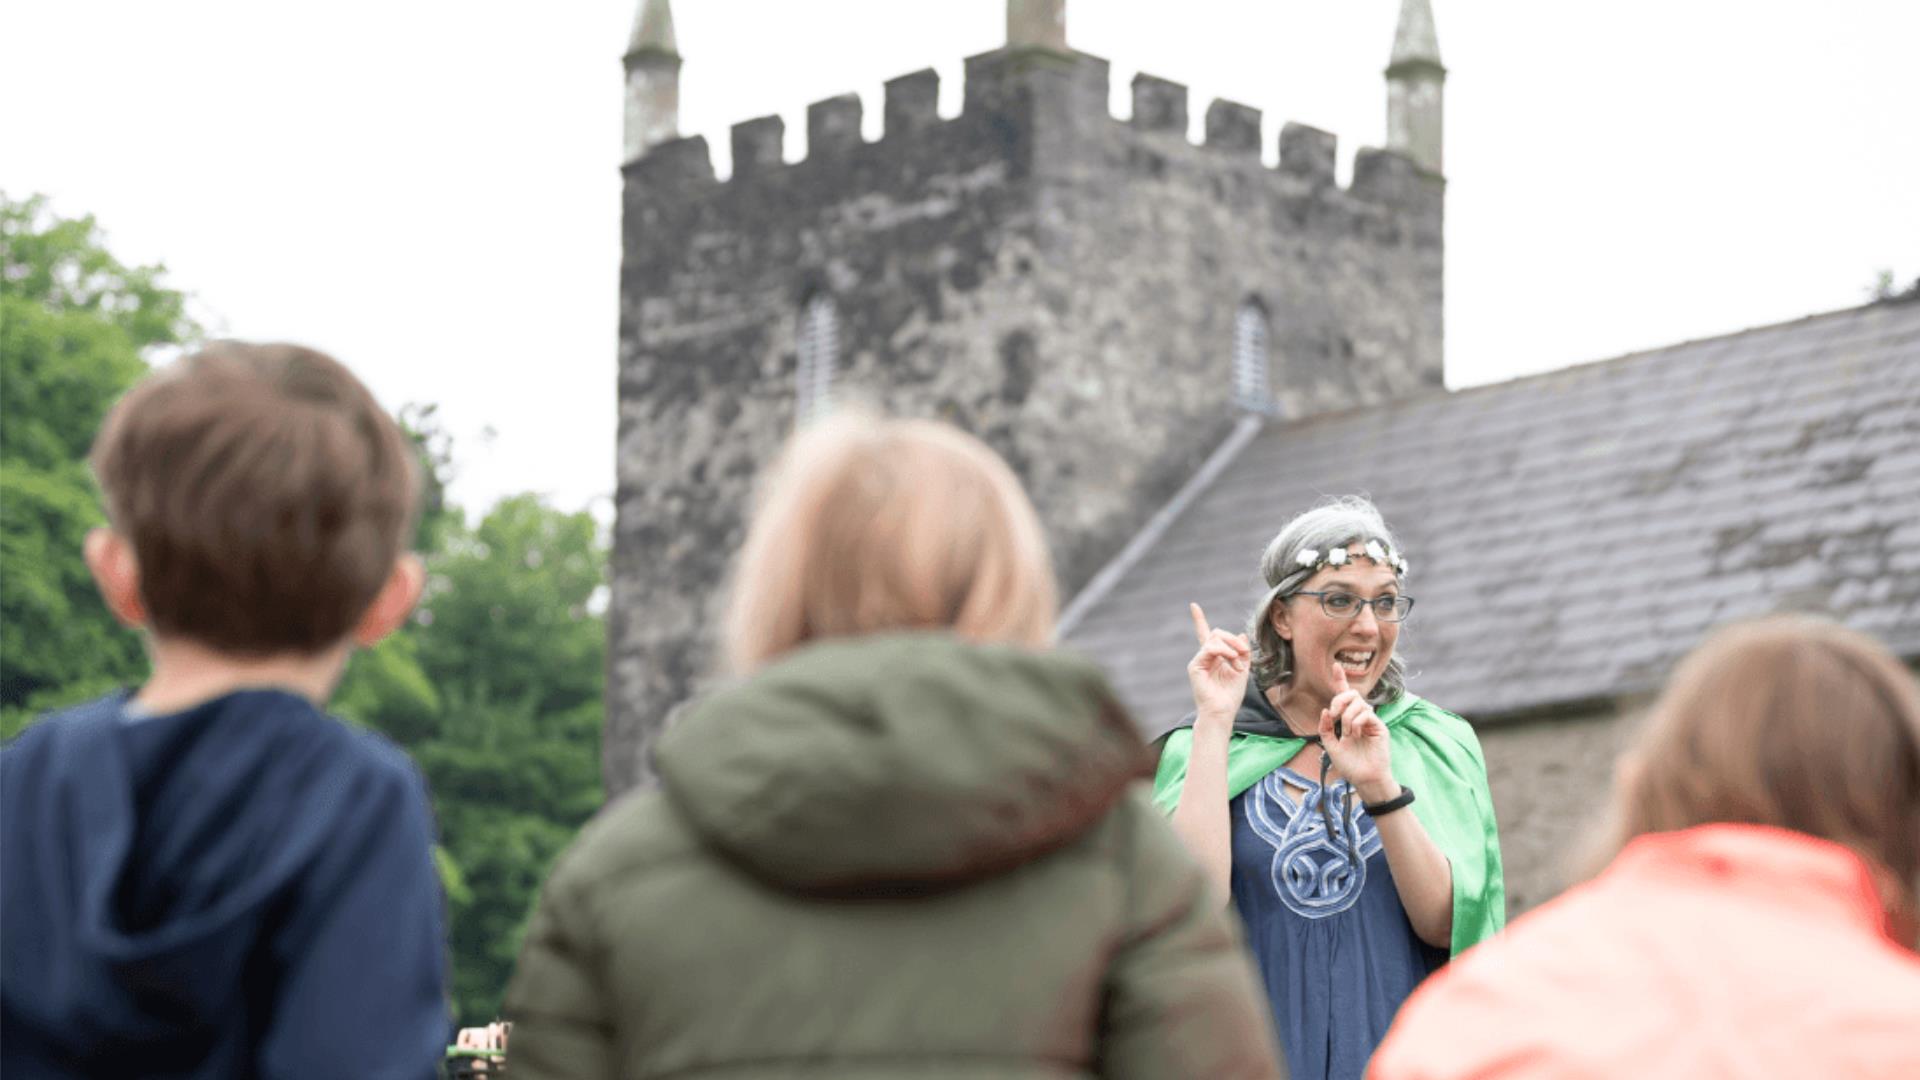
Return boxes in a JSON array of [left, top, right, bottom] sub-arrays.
[[1292, 539, 1410, 578]]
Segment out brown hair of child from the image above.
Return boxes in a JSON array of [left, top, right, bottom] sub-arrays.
[[89, 341, 420, 655], [1591, 615, 1920, 936]]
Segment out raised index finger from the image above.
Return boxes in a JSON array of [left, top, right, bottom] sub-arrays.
[[1189, 602, 1211, 645], [1328, 655, 1350, 696]]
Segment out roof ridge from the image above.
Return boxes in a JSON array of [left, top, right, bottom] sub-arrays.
[[1230, 298, 1917, 441], [1456, 297, 1916, 396], [1057, 415, 1264, 639]]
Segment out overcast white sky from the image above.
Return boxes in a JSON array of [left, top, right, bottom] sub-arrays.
[[5, 1, 1915, 518]]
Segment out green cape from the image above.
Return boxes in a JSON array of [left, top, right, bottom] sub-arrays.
[[1151, 692, 1506, 956]]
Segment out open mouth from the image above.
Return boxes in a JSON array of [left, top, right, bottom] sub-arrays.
[[1334, 649, 1375, 677]]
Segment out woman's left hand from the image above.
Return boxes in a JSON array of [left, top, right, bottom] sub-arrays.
[[1321, 661, 1453, 948], [1319, 662, 1397, 803]]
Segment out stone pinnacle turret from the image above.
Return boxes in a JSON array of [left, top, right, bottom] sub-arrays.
[[1386, 0, 1445, 176], [1007, 0, 1067, 52], [624, 0, 681, 163]]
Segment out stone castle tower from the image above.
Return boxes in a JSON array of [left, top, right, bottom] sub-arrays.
[[606, 0, 1448, 794]]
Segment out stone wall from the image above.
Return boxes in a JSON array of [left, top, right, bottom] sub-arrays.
[[607, 47, 1444, 795], [1477, 704, 1635, 916]]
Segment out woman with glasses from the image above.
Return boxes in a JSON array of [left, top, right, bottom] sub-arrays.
[[1155, 496, 1504, 1080]]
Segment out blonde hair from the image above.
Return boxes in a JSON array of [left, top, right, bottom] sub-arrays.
[[723, 413, 1058, 672], [1590, 616, 1920, 924]]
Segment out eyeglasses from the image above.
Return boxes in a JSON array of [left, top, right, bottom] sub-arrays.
[[1291, 591, 1414, 622]]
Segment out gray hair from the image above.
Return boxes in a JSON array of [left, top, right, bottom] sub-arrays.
[[1247, 495, 1409, 704]]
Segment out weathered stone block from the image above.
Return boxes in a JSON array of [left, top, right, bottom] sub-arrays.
[[1280, 122, 1336, 185], [730, 115, 784, 176], [807, 93, 863, 158], [1131, 73, 1187, 133], [1204, 99, 1261, 154], [624, 134, 713, 186], [885, 68, 940, 137], [1352, 146, 1421, 202]]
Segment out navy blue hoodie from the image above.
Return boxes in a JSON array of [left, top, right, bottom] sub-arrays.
[[2, 690, 449, 1078]]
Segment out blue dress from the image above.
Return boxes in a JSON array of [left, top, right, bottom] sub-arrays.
[[1229, 764, 1448, 1080]]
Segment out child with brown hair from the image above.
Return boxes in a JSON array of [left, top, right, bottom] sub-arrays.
[[2, 342, 450, 1078]]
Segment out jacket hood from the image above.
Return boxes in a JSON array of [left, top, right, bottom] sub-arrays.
[[655, 634, 1152, 892], [1, 690, 411, 1047]]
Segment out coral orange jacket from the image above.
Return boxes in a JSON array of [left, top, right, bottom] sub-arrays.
[[1368, 824, 1920, 1080]]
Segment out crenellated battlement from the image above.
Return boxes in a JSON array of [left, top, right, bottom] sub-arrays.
[[1203, 99, 1261, 155], [624, 49, 1433, 211], [806, 93, 862, 158], [883, 68, 940, 136], [729, 115, 783, 177], [1280, 123, 1337, 186], [1130, 74, 1186, 133]]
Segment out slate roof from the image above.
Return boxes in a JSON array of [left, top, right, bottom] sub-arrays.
[[1062, 298, 1920, 736]]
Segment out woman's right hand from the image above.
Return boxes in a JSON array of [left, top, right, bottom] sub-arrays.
[[1186, 603, 1251, 737]]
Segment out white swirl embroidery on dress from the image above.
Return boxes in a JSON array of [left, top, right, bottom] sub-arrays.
[[1245, 768, 1383, 918]]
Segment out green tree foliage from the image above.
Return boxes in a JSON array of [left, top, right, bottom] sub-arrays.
[[399, 401, 462, 554], [1, 193, 194, 719]]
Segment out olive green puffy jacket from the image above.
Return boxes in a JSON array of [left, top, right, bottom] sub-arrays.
[[503, 634, 1285, 1080]]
